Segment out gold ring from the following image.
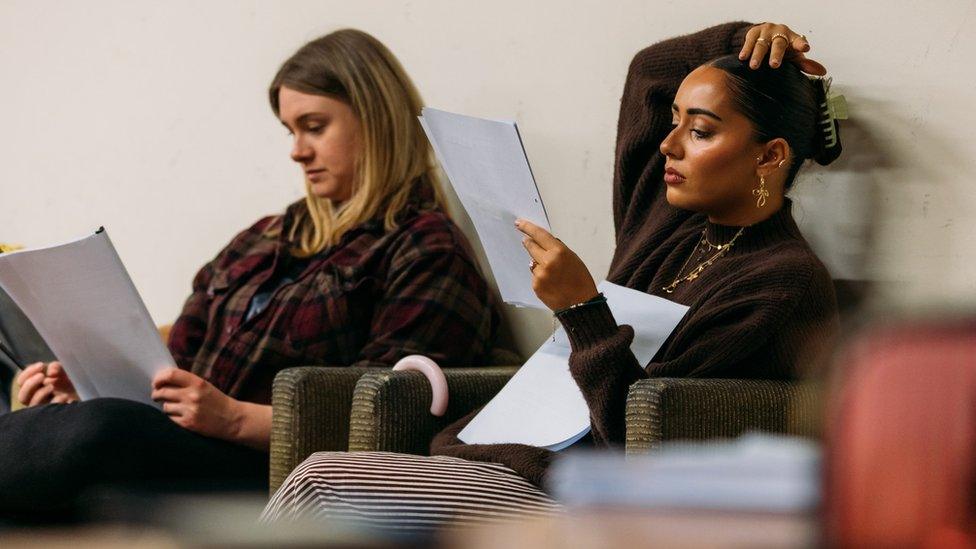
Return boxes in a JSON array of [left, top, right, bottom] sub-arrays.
[[771, 33, 790, 44], [755, 37, 769, 46]]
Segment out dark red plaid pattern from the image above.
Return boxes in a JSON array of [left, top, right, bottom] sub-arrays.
[[167, 199, 500, 404]]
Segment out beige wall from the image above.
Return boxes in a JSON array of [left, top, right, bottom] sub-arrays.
[[2, 1, 974, 355]]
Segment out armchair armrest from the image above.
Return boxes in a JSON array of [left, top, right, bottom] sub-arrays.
[[348, 367, 519, 455], [625, 378, 822, 454], [269, 366, 371, 493]]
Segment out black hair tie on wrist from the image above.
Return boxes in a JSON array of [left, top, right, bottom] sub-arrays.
[[554, 293, 607, 317]]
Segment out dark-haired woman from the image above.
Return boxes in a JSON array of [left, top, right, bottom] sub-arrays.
[[264, 21, 840, 532], [0, 29, 499, 516]]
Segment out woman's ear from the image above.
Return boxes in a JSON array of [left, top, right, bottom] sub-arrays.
[[757, 138, 791, 177]]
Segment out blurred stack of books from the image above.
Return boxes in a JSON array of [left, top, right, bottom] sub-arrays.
[[463, 435, 822, 549]]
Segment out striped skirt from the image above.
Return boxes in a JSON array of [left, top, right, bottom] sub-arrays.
[[261, 451, 563, 533]]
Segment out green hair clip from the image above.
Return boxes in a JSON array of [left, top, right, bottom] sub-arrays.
[[816, 77, 848, 149]]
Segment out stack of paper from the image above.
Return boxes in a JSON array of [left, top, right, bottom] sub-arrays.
[[420, 107, 549, 309], [458, 281, 688, 450], [0, 229, 174, 406]]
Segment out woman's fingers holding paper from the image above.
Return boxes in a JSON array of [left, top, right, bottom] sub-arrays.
[[151, 386, 181, 403], [515, 219, 560, 250], [17, 371, 46, 406], [15, 362, 46, 386], [522, 236, 546, 262], [152, 367, 194, 389], [161, 401, 184, 417], [28, 384, 55, 407]]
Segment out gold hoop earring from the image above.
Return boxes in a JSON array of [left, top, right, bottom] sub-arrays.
[[753, 174, 769, 208]]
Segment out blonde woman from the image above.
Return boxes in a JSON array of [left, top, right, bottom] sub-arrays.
[[1, 29, 498, 517]]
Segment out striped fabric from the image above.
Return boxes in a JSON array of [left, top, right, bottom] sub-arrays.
[[261, 452, 563, 533]]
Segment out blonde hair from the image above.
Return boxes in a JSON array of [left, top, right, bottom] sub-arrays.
[[269, 29, 447, 256]]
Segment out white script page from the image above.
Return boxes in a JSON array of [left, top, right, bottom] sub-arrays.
[[459, 281, 690, 449], [0, 229, 174, 406], [420, 107, 549, 309]]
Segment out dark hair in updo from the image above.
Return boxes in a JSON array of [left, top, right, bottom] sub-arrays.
[[708, 54, 842, 190]]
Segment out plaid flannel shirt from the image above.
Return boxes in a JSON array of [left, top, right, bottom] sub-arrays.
[[167, 199, 500, 404]]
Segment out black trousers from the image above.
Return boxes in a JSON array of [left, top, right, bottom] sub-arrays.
[[0, 398, 268, 518]]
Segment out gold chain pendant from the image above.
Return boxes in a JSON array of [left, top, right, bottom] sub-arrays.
[[661, 227, 745, 294]]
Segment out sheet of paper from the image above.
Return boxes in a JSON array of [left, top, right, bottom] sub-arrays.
[[458, 281, 690, 449], [0, 229, 175, 406], [420, 107, 549, 309]]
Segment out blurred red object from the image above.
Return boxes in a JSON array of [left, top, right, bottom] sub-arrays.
[[825, 321, 976, 548]]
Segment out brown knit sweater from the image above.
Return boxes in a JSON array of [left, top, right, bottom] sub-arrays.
[[430, 21, 839, 488]]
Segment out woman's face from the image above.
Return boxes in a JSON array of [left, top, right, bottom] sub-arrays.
[[278, 86, 362, 203], [660, 66, 766, 222]]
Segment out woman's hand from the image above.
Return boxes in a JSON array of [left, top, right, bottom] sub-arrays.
[[16, 361, 79, 407], [516, 219, 599, 311], [739, 22, 827, 75], [151, 367, 243, 441]]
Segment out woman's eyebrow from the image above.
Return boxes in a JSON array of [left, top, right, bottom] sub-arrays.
[[280, 113, 326, 129], [671, 104, 723, 122]]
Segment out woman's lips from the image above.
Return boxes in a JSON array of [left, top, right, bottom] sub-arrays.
[[664, 167, 686, 185], [305, 169, 326, 180]]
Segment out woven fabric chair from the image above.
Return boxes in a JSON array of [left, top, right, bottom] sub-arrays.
[[340, 374, 820, 458], [272, 368, 827, 493], [269, 366, 372, 492], [624, 378, 822, 454], [347, 367, 519, 454], [269, 364, 519, 493]]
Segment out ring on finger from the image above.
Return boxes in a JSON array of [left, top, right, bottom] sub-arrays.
[[770, 33, 790, 44], [529, 259, 539, 272], [755, 36, 769, 47]]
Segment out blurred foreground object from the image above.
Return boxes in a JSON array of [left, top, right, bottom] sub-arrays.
[[551, 434, 819, 513], [825, 320, 976, 548], [452, 435, 819, 549]]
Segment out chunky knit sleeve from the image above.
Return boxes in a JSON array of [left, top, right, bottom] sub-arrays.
[[559, 252, 836, 447], [613, 21, 752, 236]]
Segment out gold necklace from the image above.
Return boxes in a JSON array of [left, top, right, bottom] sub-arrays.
[[662, 227, 744, 294], [702, 232, 738, 251]]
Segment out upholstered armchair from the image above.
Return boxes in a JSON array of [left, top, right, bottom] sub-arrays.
[[623, 378, 822, 454], [269, 360, 519, 493], [271, 363, 820, 494]]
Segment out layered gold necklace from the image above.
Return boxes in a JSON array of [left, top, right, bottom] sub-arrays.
[[662, 227, 745, 294]]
